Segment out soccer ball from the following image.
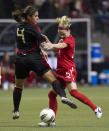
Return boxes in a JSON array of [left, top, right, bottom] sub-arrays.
[[40, 108, 55, 123]]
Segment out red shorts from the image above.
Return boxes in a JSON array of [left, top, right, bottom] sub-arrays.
[[56, 66, 77, 89]]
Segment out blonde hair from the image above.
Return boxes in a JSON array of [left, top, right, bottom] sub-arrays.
[[56, 16, 71, 28]]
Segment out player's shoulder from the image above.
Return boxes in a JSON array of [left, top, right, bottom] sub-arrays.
[[64, 34, 74, 40], [34, 25, 41, 33], [18, 21, 41, 32], [69, 34, 75, 40], [64, 35, 75, 44], [24, 21, 41, 32]]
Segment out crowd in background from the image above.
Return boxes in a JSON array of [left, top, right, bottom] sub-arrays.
[[0, 0, 109, 34], [0, 53, 15, 89], [0, 0, 109, 19]]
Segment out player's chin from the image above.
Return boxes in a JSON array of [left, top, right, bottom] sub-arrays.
[[35, 20, 38, 24]]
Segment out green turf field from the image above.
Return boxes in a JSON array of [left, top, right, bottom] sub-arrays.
[[0, 86, 109, 131]]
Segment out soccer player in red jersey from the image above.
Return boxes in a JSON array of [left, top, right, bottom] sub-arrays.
[[38, 16, 102, 127]]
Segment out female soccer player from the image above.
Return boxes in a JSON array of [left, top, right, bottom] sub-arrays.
[[38, 16, 102, 127], [12, 6, 77, 120]]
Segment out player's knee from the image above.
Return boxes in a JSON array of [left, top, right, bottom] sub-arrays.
[[15, 79, 24, 89], [52, 80, 62, 88], [67, 81, 77, 92], [52, 80, 59, 91]]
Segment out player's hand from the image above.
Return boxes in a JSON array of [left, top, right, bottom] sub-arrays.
[[59, 39, 63, 43], [42, 42, 53, 51], [41, 34, 50, 43], [41, 49, 48, 61]]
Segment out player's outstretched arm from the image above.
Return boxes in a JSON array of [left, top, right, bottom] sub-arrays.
[[42, 42, 68, 51], [40, 49, 48, 61]]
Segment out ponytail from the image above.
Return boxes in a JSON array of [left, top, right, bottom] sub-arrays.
[[12, 9, 23, 23]]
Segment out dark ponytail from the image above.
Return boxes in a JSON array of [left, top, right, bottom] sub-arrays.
[[12, 5, 38, 23], [12, 9, 23, 23]]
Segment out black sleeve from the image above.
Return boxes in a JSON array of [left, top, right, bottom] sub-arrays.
[[34, 28, 46, 43], [38, 34, 46, 43]]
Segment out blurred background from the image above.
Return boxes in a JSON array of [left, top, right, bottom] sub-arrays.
[[0, 0, 109, 90]]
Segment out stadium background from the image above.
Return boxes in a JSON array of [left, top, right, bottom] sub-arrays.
[[0, 0, 109, 131]]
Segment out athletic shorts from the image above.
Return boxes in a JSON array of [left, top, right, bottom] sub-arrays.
[[15, 52, 51, 79], [56, 66, 77, 88]]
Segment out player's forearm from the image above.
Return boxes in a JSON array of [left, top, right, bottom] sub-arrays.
[[52, 48, 59, 52], [42, 42, 67, 51], [52, 43, 67, 49], [40, 49, 44, 54]]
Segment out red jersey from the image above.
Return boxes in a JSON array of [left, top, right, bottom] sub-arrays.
[[56, 34, 77, 83]]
